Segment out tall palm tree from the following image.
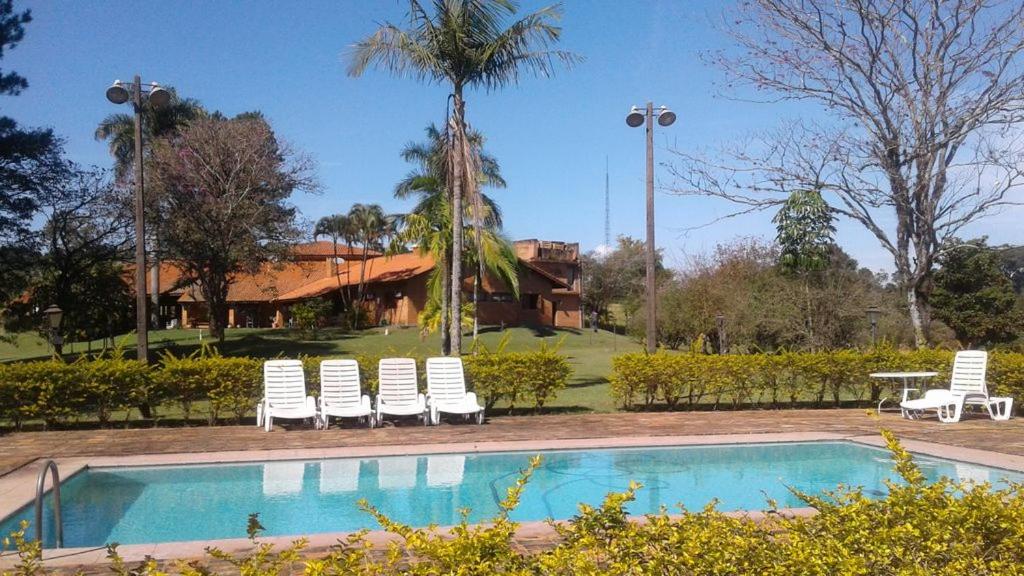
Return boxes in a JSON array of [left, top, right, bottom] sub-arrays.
[[348, 203, 404, 301], [313, 213, 355, 306], [349, 0, 578, 355], [397, 123, 518, 350], [95, 88, 205, 329]]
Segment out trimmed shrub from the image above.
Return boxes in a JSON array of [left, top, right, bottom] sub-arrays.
[[609, 348, 1024, 412], [79, 352, 152, 426], [465, 337, 573, 412]]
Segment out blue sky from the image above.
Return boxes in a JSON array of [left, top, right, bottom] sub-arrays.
[[4, 0, 1020, 273]]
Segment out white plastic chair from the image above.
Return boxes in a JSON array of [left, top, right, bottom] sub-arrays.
[[376, 358, 428, 425], [426, 357, 484, 425], [257, 359, 318, 432], [901, 351, 1012, 423], [319, 359, 375, 429]]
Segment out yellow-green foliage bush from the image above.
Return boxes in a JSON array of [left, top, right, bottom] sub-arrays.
[[156, 346, 260, 424], [610, 348, 1024, 412], [465, 336, 573, 411], [5, 432, 1024, 575], [79, 352, 152, 426], [0, 360, 79, 429]]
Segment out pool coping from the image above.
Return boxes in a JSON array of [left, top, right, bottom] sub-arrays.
[[3, 430, 1024, 567]]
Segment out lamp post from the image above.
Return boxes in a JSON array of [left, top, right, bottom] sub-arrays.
[[865, 306, 881, 347], [715, 312, 726, 354], [626, 102, 676, 354], [43, 304, 63, 356], [105, 76, 170, 363]]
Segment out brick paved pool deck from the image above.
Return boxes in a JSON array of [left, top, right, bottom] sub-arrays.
[[4, 409, 1024, 479], [2, 408, 1023, 572]]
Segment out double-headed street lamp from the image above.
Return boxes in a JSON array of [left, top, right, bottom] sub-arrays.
[[626, 103, 676, 354], [105, 76, 170, 363]]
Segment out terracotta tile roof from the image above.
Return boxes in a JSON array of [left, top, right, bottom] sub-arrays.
[[123, 262, 189, 296], [291, 241, 378, 260], [275, 252, 435, 302], [177, 261, 331, 303]]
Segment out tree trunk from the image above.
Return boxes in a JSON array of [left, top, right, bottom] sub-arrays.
[[907, 287, 929, 349], [440, 247, 451, 355], [201, 273, 229, 343], [449, 89, 465, 356]]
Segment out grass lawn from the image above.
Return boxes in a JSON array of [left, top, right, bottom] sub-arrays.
[[1, 326, 644, 413]]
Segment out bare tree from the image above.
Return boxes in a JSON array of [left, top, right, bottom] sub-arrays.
[[150, 115, 316, 341], [669, 0, 1024, 347]]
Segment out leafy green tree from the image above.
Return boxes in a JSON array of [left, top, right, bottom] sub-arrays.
[[150, 115, 315, 342], [349, 0, 578, 355], [773, 188, 835, 274], [4, 168, 135, 347], [289, 298, 332, 338], [773, 188, 838, 349], [0, 0, 64, 310], [932, 239, 1022, 347], [582, 236, 667, 322]]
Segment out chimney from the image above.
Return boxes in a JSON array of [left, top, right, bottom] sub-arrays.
[[325, 257, 338, 276]]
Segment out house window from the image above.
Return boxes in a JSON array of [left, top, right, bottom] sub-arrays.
[[522, 293, 540, 310], [469, 292, 488, 302], [490, 292, 514, 303]]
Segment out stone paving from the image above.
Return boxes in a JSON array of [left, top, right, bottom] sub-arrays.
[[3, 408, 1024, 478]]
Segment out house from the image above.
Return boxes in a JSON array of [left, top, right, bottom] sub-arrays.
[[150, 239, 583, 330]]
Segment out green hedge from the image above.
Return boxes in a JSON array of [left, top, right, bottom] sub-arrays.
[[610, 347, 1024, 410], [463, 337, 572, 411], [0, 343, 573, 429], [5, 432, 1023, 575]]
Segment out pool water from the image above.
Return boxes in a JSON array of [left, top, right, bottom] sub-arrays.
[[3, 441, 1020, 548]]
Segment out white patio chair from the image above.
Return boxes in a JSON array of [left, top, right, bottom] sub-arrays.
[[426, 357, 484, 425], [376, 358, 428, 425], [257, 359, 318, 432], [319, 359, 375, 429], [900, 351, 1013, 423]]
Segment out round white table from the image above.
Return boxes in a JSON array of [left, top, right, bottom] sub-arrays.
[[869, 372, 938, 416]]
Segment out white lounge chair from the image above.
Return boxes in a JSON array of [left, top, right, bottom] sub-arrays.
[[319, 359, 375, 429], [376, 358, 428, 425], [900, 351, 1014, 423], [257, 359, 318, 432], [426, 357, 484, 425]]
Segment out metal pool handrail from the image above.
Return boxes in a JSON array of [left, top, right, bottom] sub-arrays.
[[34, 459, 62, 548]]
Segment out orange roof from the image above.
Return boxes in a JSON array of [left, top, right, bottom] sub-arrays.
[[178, 261, 331, 303], [275, 252, 435, 302], [290, 241, 378, 260], [122, 261, 189, 295]]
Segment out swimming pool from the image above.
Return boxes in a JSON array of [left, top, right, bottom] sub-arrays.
[[3, 441, 1021, 548]]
